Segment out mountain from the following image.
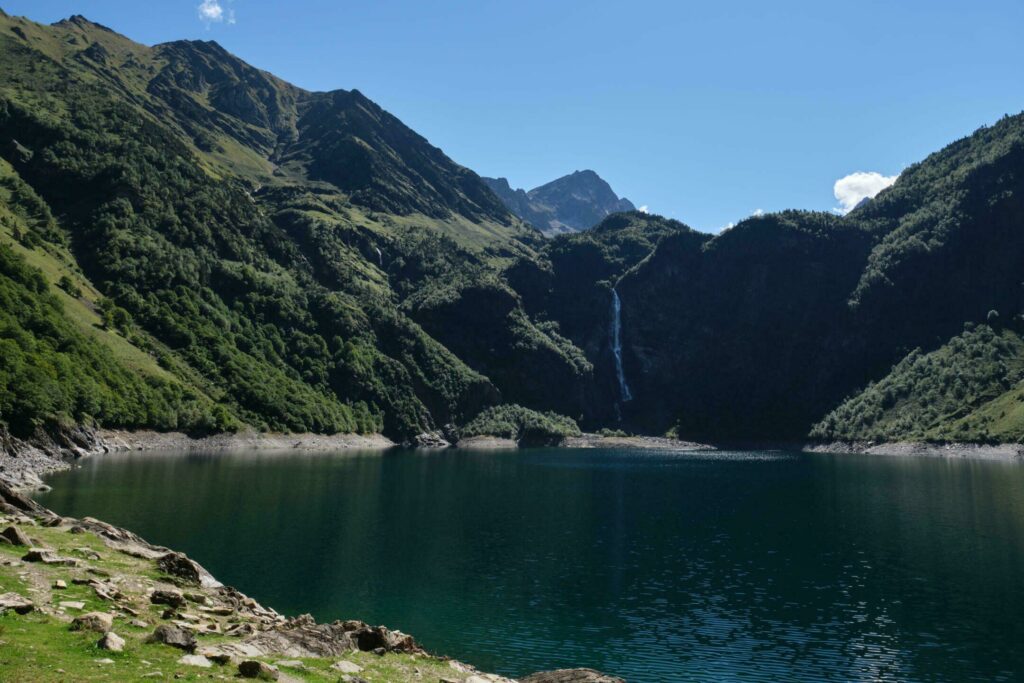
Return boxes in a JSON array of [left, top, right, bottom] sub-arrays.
[[0, 11, 593, 442], [482, 170, 636, 235], [2, 11, 1024, 448], [593, 113, 1024, 442]]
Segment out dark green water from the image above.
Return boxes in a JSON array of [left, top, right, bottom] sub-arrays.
[[36, 448, 1024, 682]]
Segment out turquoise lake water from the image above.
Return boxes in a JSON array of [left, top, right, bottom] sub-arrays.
[[37, 448, 1024, 682]]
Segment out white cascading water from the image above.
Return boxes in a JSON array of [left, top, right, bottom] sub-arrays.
[[610, 287, 633, 403]]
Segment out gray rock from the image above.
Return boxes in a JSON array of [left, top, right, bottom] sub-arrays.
[[0, 591, 34, 614], [150, 589, 186, 608], [521, 669, 626, 683], [332, 660, 363, 673], [178, 654, 213, 668], [70, 612, 114, 633], [22, 548, 77, 566], [156, 552, 220, 588], [97, 631, 125, 652], [275, 659, 305, 669], [148, 624, 197, 652], [0, 525, 32, 546], [238, 659, 279, 679]]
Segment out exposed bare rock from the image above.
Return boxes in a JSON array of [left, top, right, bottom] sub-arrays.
[[22, 548, 79, 566], [521, 669, 625, 683], [148, 623, 197, 652], [0, 591, 34, 614], [238, 659, 280, 679], [1, 525, 32, 546], [178, 654, 213, 668], [70, 611, 114, 633], [150, 589, 187, 608], [97, 631, 125, 652], [157, 551, 222, 588], [243, 614, 422, 659]]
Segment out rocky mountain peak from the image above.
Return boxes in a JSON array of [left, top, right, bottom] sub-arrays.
[[482, 170, 635, 235]]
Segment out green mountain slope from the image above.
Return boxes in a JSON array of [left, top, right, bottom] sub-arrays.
[[0, 11, 590, 440], [812, 324, 1024, 443], [2, 10, 1023, 446], [610, 113, 1024, 442]]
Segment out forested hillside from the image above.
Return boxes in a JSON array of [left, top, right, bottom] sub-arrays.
[[2, 10, 1023, 446], [609, 114, 1024, 443], [0, 12, 588, 441]]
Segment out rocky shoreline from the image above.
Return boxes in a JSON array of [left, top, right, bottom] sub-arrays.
[[0, 425, 395, 492], [804, 441, 1024, 460], [0, 479, 622, 682], [559, 433, 715, 451]]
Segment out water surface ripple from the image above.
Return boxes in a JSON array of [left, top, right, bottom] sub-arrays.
[[38, 448, 1024, 682]]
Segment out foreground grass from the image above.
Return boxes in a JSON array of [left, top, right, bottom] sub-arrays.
[[0, 514, 500, 682]]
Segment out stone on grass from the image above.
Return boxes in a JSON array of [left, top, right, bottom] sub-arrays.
[[332, 660, 363, 673], [0, 591, 34, 614], [178, 654, 213, 668], [157, 552, 220, 587], [148, 624, 197, 652], [275, 659, 305, 669], [238, 659, 279, 680], [59, 600, 86, 610], [520, 669, 627, 683], [97, 631, 125, 652], [1, 525, 32, 546], [70, 611, 113, 632], [53, 579, 67, 589], [150, 589, 186, 608]]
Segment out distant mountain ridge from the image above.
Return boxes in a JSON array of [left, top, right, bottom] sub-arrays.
[[482, 170, 635, 235]]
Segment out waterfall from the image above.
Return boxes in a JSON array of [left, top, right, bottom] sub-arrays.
[[610, 287, 633, 403]]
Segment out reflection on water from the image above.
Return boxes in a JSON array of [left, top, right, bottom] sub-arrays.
[[39, 448, 1024, 682]]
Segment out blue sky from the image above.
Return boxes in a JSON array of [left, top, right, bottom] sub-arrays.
[[6, 1, 1023, 231]]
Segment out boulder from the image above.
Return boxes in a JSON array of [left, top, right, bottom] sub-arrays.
[[178, 654, 213, 668], [150, 589, 186, 608], [53, 579, 67, 589], [97, 632, 125, 652], [156, 552, 221, 588], [238, 660, 279, 680], [0, 525, 32, 546], [520, 669, 626, 683], [70, 612, 114, 633], [148, 624, 197, 652], [21, 548, 78, 566], [332, 660, 363, 673], [411, 431, 451, 448], [200, 647, 236, 665], [59, 601, 86, 610], [0, 591, 34, 614]]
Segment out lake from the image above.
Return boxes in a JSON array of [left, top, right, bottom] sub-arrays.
[[37, 447, 1024, 682]]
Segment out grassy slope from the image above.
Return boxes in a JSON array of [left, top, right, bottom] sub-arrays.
[[0, 12, 594, 439], [811, 324, 1024, 443], [0, 515, 491, 683]]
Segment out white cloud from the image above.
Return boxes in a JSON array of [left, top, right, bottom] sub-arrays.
[[638, 205, 650, 214], [198, 0, 235, 26], [752, 208, 764, 217], [833, 171, 898, 214]]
